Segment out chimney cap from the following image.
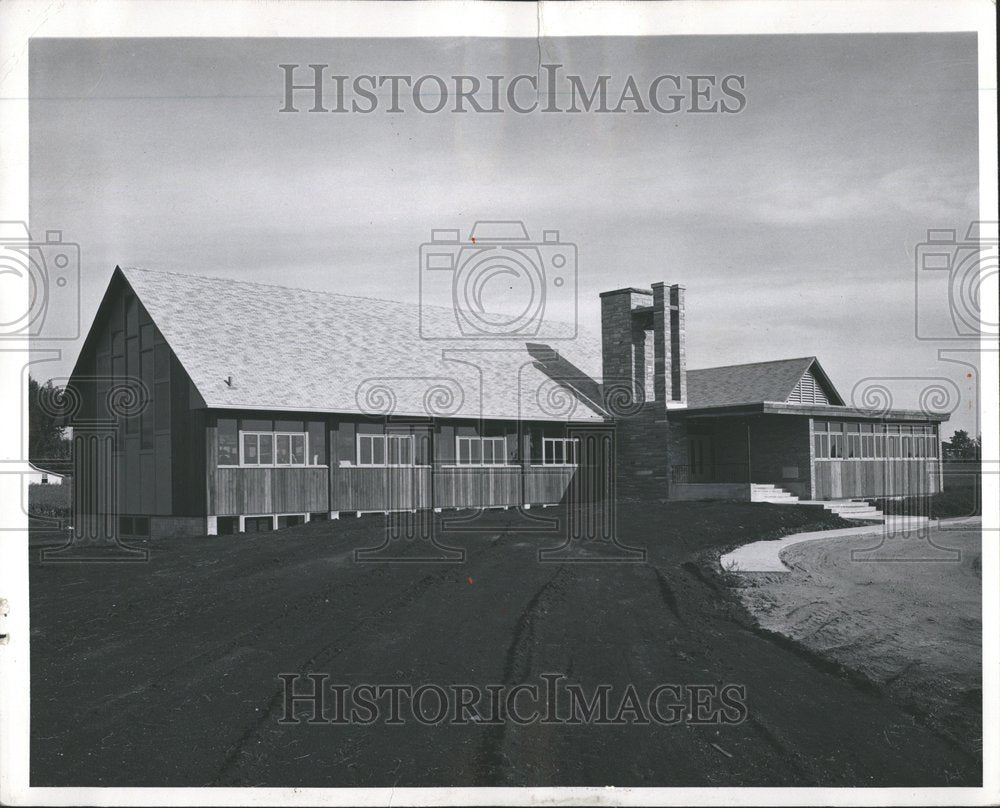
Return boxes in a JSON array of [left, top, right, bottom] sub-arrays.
[[599, 286, 653, 298]]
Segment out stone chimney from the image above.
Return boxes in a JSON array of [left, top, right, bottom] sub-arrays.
[[600, 283, 686, 409]]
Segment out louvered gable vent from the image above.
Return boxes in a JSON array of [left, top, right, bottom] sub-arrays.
[[787, 366, 830, 405]]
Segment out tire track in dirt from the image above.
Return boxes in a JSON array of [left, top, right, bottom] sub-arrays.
[[649, 565, 682, 621], [82, 553, 389, 716], [474, 565, 567, 780], [210, 567, 454, 785]]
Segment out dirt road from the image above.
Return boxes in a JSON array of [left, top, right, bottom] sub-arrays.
[[29, 502, 981, 786]]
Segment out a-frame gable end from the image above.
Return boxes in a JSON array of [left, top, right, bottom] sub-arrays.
[[786, 359, 844, 406]]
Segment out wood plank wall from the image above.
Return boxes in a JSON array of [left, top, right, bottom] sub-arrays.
[[813, 459, 941, 499]]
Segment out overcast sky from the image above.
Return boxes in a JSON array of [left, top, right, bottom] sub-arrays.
[[29, 35, 981, 434]]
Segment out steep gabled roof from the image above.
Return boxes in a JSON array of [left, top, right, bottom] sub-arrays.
[[85, 267, 607, 423], [685, 357, 844, 409]]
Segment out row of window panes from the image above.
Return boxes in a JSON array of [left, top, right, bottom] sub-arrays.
[[241, 432, 308, 466], [358, 434, 414, 466], [814, 432, 939, 459], [218, 418, 326, 466], [814, 421, 937, 435], [542, 438, 579, 465], [457, 436, 507, 466], [217, 419, 583, 468]]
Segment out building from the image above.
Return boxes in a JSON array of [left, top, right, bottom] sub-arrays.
[[27, 463, 65, 485], [66, 267, 946, 538]]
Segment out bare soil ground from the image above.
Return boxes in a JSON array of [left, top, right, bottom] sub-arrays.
[[734, 523, 982, 759], [28, 502, 981, 787]]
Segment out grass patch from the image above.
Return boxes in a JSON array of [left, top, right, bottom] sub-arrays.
[[868, 488, 981, 519]]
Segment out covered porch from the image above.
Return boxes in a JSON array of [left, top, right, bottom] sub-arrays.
[[669, 408, 812, 501]]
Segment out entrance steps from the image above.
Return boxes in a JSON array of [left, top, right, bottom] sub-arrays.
[[751, 485, 888, 522], [749, 484, 800, 504], [799, 498, 886, 522]]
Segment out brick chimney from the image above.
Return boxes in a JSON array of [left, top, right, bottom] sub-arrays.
[[600, 283, 686, 408]]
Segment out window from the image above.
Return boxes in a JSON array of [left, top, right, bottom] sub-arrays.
[[388, 434, 413, 465], [155, 383, 170, 430], [542, 437, 579, 466], [275, 433, 305, 465], [847, 433, 861, 459], [456, 436, 508, 466], [218, 419, 239, 465], [814, 433, 829, 459], [358, 434, 414, 467], [307, 421, 326, 465], [153, 343, 169, 379], [240, 431, 311, 466], [861, 434, 874, 458], [829, 433, 845, 459]]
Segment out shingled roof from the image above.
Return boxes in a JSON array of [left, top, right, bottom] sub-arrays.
[[109, 266, 608, 423], [685, 357, 844, 409]]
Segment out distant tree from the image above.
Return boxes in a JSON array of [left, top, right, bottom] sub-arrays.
[[28, 377, 71, 469], [947, 429, 981, 460]]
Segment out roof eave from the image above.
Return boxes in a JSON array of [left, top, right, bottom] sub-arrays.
[[675, 401, 950, 422]]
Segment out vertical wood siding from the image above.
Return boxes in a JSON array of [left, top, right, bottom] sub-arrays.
[[211, 467, 329, 516], [813, 459, 940, 499]]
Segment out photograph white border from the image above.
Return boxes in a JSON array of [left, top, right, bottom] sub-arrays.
[[1, 1, 996, 805]]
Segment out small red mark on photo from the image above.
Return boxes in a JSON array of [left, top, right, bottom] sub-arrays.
[[467, 576, 474, 585], [470, 237, 476, 244]]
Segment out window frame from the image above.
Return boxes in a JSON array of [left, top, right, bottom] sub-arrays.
[[237, 430, 317, 468], [542, 437, 580, 467], [356, 433, 416, 468], [455, 435, 509, 467], [812, 420, 937, 461]]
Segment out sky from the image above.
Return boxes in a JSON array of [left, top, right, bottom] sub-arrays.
[[28, 34, 982, 435]]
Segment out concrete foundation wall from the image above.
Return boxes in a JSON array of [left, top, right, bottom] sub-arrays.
[[670, 483, 750, 501], [149, 516, 206, 539]]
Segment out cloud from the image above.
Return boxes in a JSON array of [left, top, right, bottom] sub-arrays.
[[740, 162, 977, 226]]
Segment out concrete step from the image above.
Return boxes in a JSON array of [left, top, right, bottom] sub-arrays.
[[827, 503, 879, 512], [797, 498, 886, 522], [750, 484, 800, 504], [838, 511, 885, 521]]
